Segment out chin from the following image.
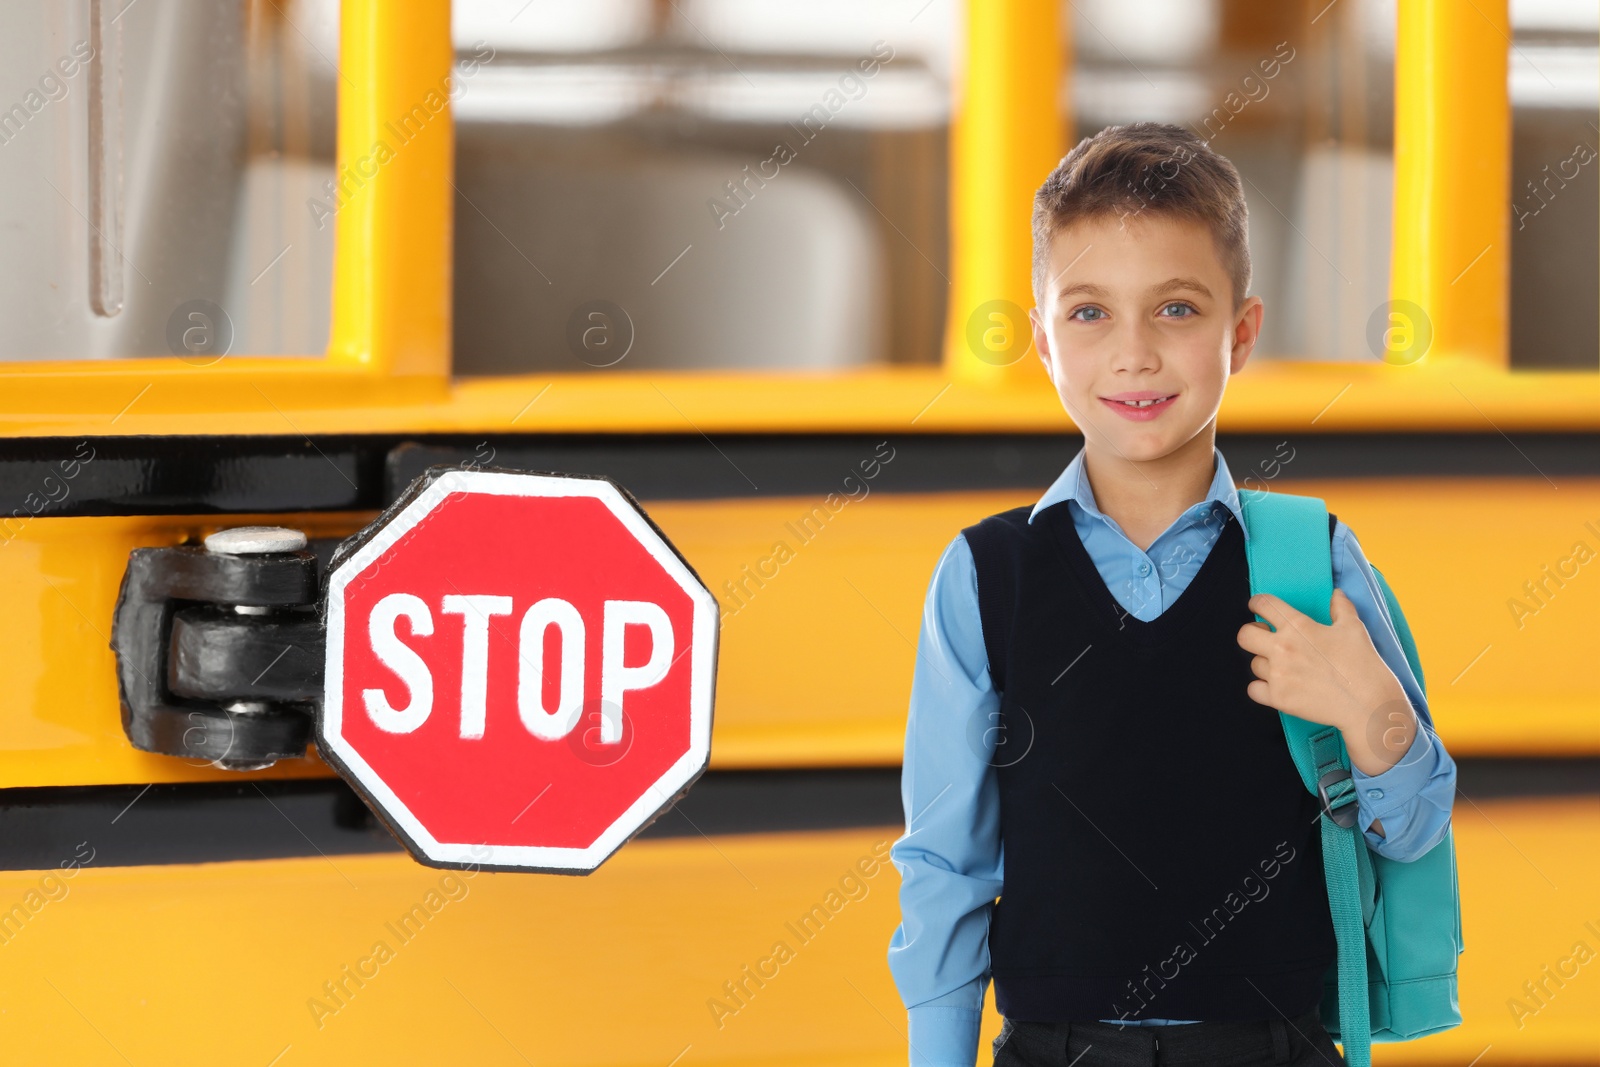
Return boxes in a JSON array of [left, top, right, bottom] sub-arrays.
[[1118, 439, 1179, 462], [1103, 424, 1194, 460]]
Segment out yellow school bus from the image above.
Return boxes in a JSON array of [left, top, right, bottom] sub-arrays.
[[0, 0, 1594, 1062]]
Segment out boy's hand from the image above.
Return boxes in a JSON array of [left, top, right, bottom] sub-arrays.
[[1237, 589, 1417, 781]]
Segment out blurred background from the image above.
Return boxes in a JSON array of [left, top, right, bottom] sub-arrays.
[[2, 0, 1594, 368], [0, 2, 1596, 1066]]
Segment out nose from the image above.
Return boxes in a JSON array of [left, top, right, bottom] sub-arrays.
[[1108, 317, 1162, 375]]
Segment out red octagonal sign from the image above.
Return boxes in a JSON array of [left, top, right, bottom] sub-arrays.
[[319, 468, 719, 874]]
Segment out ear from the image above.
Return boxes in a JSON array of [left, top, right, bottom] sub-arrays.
[[1229, 295, 1264, 375], [1030, 304, 1055, 386]]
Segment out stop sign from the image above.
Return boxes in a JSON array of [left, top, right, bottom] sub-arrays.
[[319, 467, 719, 873]]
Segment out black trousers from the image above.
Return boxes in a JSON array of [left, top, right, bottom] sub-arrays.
[[991, 1007, 1349, 1067]]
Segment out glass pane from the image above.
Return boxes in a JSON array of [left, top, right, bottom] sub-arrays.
[[450, 0, 955, 375], [1508, 0, 1598, 369], [0, 0, 337, 362], [1070, 0, 1396, 361]]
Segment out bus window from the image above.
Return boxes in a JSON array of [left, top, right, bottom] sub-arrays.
[[1070, 0, 1397, 363], [0, 0, 338, 362], [1508, 0, 1598, 369], [449, 0, 953, 375]]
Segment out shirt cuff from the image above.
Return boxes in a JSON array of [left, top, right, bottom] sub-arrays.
[[1350, 726, 1437, 843], [907, 1002, 983, 1067]]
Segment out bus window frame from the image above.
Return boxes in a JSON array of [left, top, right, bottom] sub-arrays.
[[0, 0, 1592, 438]]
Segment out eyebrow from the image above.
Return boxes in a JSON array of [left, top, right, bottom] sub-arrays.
[[1057, 276, 1214, 301]]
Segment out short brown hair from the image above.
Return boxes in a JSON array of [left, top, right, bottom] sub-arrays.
[[1031, 122, 1251, 311]]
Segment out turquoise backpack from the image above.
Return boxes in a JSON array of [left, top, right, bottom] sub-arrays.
[[1239, 489, 1464, 1067]]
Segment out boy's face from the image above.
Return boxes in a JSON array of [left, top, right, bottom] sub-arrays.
[[1029, 213, 1263, 464]]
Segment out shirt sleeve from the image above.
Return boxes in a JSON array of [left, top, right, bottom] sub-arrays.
[[887, 532, 1005, 1067], [1332, 519, 1457, 863]]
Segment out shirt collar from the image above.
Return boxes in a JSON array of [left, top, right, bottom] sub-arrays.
[[1027, 444, 1250, 542]]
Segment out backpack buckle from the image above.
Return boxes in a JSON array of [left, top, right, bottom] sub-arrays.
[[1317, 767, 1359, 829]]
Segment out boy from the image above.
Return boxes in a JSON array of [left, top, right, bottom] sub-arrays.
[[886, 123, 1456, 1067]]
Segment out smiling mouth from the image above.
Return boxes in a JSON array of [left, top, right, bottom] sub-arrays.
[[1105, 395, 1177, 408]]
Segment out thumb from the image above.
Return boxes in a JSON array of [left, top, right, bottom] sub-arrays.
[[1328, 587, 1358, 626]]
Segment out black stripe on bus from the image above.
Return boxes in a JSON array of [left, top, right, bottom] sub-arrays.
[[1, 431, 1596, 518], [0, 759, 1592, 872]]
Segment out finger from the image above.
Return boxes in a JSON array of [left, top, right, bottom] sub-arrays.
[[1237, 621, 1273, 654], [1251, 654, 1271, 680], [1328, 587, 1358, 626], [1244, 678, 1272, 706], [1246, 592, 1296, 631]]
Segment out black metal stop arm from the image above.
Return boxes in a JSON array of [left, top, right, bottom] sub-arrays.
[[111, 545, 326, 767]]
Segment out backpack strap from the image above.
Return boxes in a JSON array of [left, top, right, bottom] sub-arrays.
[[1238, 489, 1374, 1067]]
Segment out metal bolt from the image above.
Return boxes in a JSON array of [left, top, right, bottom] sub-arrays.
[[212, 758, 277, 772], [204, 526, 307, 615], [203, 526, 307, 555], [213, 702, 278, 770]]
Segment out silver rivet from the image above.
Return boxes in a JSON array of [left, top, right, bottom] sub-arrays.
[[204, 526, 307, 555], [212, 757, 277, 772]]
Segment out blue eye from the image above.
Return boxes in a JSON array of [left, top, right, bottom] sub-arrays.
[[1161, 302, 1196, 317], [1069, 306, 1106, 322]]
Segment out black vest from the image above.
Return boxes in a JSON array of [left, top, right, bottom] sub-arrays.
[[962, 501, 1337, 1023]]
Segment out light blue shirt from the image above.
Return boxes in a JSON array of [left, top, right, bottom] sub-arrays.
[[886, 444, 1457, 1067]]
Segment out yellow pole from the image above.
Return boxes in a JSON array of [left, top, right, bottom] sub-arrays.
[[943, 0, 1066, 384], [325, 0, 454, 378], [1390, 0, 1509, 368]]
